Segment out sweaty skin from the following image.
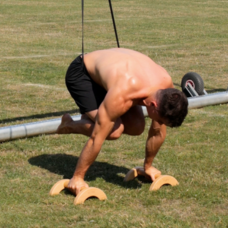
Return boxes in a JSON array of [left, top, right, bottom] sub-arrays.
[[58, 48, 174, 194]]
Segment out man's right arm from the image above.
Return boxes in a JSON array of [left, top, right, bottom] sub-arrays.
[[67, 88, 132, 194], [67, 103, 116, 194]]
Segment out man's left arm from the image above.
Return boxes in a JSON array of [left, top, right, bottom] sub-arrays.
[[144, 120, 166, 181]]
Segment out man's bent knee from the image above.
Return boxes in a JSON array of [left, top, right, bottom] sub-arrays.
[[123, 118, 145, 136], [132, 119, 145, 135]]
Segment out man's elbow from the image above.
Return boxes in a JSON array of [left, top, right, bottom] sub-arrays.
[[150, 126, 166, 141]]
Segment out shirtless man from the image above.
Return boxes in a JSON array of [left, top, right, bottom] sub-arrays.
[[57, 48, 188, 194]]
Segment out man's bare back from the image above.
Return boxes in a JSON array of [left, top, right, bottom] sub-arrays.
[[84, 48, 173, 97]]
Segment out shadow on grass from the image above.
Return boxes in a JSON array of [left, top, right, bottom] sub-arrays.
[[28, 153, 141, 189], [0, 109, 80, 124]]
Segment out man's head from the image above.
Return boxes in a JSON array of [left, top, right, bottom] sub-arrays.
[[145, 88, 188, 127]]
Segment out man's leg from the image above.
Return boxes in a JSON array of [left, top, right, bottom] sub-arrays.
[[57, 110, 124, 140], [56, 112, 95, 137], [121, 105, 145, 136]]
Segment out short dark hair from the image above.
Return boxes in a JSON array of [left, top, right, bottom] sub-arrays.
[[156, 88, 188, 127]]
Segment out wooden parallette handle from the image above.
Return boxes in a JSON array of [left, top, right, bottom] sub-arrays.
[[124, 167, 179, 191], [49, 179, 107, 205]]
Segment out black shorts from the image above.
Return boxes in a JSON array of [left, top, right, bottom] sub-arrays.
[[65, 55, 107, 114]]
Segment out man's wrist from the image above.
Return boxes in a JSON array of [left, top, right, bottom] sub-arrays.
[[144, 157, 153, 168], [144, 162, 152, 171], [73, 170, 85, 180]]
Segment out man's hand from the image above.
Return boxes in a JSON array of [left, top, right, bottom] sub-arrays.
[[67, 176, 89, 195], [135, 166, 161, 182], [144, 166, 161, 182]]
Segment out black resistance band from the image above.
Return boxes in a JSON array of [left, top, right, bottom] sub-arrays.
[[108, 0, 120, 48], [81, 0, 84, 63], [81, 0, 120, 61]]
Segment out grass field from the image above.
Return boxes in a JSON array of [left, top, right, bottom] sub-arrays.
[[0, 0, 228, 227]]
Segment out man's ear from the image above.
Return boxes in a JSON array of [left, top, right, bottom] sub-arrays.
[[151, 101, 158, 108], [142, 99, 158, 107], [142, 99, 151, 106]]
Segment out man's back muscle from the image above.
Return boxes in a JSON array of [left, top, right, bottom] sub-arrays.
[[84, 48, 173, 99]]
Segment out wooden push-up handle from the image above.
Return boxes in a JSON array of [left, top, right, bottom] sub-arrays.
[[124, 166, 179, 191], [149, 175, 179, 191], [49, 179, 107, 205]]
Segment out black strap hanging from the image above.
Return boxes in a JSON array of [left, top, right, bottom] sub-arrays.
[[81, 0, 120, 58], [81, 0, 84, 63], [108, 0, 120, 48]]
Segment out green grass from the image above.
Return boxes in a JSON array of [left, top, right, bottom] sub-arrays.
[[0, 0, 228, 227]]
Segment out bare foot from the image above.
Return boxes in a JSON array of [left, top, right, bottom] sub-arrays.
[[57, 113, 74, 134]]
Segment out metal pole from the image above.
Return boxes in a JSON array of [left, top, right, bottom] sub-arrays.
[[0, 115, 81, 142], [0, 91, 228, 142], [188, 91, 228, 109]]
